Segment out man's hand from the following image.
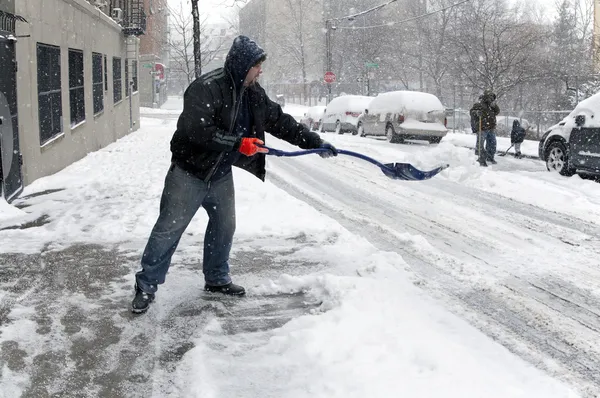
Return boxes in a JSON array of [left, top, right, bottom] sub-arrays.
[[238, 138, 269, 156], [319, 141, 338, 158]]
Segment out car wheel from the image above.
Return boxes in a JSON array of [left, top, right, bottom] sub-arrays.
[[546, 141, 576, 176], [335, 121, 342, 135], [386, 125, 402, 143], [428, 136, 442, 144]]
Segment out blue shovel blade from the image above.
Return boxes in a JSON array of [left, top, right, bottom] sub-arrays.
[[381, 163, 449, 181]]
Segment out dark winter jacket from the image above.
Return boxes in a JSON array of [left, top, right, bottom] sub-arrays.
[[511, 120, 526, 144], [470, 98, 500, 131], [170, 35, 323, 182]]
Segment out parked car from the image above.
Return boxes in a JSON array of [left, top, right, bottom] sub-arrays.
[[538, 92, 600, 176], [299, 106, 326, 131], [359, 91, 448, 143], [321, 95, 373, 134]]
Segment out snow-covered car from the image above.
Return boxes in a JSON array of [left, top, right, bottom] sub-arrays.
[[359, 91, 448, 143], [321, 95, 373, 134], [538, 93, 600, 176], [299, 106, 326, 131]]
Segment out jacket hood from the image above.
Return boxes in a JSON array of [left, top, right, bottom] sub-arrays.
[[513, 120, 520, 128], [224, 35, 267, 90]]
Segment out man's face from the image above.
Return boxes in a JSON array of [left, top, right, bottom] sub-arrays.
[[244, 63, 262, 87]]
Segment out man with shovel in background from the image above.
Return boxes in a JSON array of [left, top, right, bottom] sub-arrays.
[[131, 35, 338, 314], [470, 89, 500, 167]]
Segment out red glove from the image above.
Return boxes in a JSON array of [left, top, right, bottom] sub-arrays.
[[238, 138, 269, 156]]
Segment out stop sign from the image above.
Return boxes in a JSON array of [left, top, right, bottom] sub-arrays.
[[324, 71, 336, 83]]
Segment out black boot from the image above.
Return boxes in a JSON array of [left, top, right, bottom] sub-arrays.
[[488, 158, 497, 164], [205, 282, 246, 296], [131, 285, 155, 314]]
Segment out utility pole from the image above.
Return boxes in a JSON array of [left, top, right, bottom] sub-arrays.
[[325, 19, 333, 104], [191, 0, 201, 79]]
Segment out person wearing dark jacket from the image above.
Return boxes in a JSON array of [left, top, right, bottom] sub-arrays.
[[511, 120, 526, 158], [131, 36, 337, 313], [470, 89, 500, 167]]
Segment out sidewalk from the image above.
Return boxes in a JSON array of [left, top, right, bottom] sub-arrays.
[[0, 236, 323, 397]]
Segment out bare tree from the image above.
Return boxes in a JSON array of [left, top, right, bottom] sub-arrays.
[[268, 0, 322, 103], [168, 1, 228, 93], [448, 0, 544, 98]]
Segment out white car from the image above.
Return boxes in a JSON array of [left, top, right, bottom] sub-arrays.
[[299, 106, 326, 131], [321, 95, 373, 135], [538, 92, 600, 176], [360, 91, 448, 143]]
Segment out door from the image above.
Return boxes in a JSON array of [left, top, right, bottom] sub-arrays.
[[0, 37, 22, 202], [570, 127, 600, 172]]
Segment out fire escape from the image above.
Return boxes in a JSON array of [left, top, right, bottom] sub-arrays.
[[110, 0, 146, 129]]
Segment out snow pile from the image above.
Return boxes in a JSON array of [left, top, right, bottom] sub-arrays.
[[179, 257, 578, 398], [0, 198, 26, 222]]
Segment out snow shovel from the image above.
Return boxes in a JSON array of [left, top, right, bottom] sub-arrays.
[[497, 144, 514, 157], [259, 145, 449, 181]]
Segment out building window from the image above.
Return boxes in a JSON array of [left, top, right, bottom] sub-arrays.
[[113, 57, 122, 103], [104, 55, 108, 91], [68, 49, 85, 126], [92, 52, 104, 114], [125, 59, 130, 97], [132, 60, 138, 92], [37, 43, 62, 144]]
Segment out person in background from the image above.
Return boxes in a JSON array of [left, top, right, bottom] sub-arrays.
[[131, 35, 337, 314], [470, 89, 500, 167], [511, 120, 526, 159]]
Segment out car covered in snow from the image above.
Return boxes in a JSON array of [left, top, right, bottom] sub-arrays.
[[299, 106, 326, 131], [321, 95, 373, 134], [538, 92, 600, 176], [359, 91, 448, 143]]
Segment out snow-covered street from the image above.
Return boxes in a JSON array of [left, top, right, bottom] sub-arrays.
[[0, 98, 597, 397]]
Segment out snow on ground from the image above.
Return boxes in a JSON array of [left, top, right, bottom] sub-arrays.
[[0, 197, 26, 222], [0, 101, 585, 397], [443, 129, 541, 157]]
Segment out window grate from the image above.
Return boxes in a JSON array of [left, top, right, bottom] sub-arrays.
[[92, 52, 104, 114], [68, 49, 85, 126], [37, 43, 62, 144], [113, 57, 122, 103]]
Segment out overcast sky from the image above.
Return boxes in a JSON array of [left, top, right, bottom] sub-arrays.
[[167, 0, 561, 25]]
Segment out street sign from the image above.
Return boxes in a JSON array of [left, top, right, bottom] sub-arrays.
[[365, 62, 379, 68], [143, 63, 153, 68], [324, 71, 336, 83]]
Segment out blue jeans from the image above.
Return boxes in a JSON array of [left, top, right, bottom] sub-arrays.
[[475, 130, 497, 161], [136, 163, 236, 294]]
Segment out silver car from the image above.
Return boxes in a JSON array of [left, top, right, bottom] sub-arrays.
[[360, 91, 448, 144]]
